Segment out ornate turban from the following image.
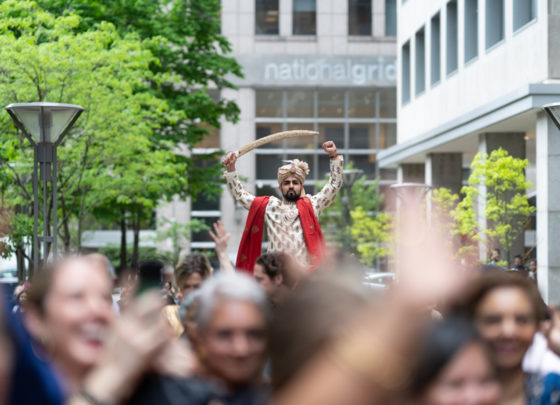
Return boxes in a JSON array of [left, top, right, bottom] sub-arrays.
[[277, 159, 310, 186]]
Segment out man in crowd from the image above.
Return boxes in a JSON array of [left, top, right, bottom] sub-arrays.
[[487, 248, 501, 265], [175, 254, 212, 301], [254, 252, 294, 306], [222, 141, 343, 272], [510, 254, 528, 275]]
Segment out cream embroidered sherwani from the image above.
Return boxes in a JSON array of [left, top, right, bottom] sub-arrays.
[[225, 155, 344, 266]]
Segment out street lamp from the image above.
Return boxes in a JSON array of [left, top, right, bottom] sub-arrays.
[[543, 102, 560, 130], [342, 168, 363, 251], [6, 102, 84, 272]]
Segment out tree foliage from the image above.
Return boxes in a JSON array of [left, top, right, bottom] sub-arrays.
[[0, 0, 241, 275], [319, 169, 392, 266], [432, 148, 535, 264]]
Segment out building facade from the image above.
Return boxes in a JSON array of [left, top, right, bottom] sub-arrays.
[[154, 0, 399, 262], [379, 0, 560, 301]]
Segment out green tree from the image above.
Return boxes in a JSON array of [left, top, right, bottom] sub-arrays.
[[452, 148, 535, 264], [38, 0, 242, 199], [349, 206, 392, 266], [0, 1, 182, 275], [155, 217, 208, 266], [319, 171, 392, 266]]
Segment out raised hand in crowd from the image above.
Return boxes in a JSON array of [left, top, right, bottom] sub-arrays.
[[209, 220, 233, 272]]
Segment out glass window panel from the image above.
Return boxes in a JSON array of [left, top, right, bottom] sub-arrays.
[[379, 123, 396, 149], [385, 0, 397, 36], [349, 124, 375, 149], [431, 13, 441, 85], [256, 90, 283, 117], [401, 41, 411, 104], [348, 0, 372, 36], [286, 90, 314, 117], [349, 154, 376, 178], [415, 27, 426, 95], [464, 0, 478, 63], [379, 89, 397, 118], [447, 0, 458, 74], [318, 155, 332, 177], [191, 216, 220, 242], [257, 154, 284, 179], [255, 0, 279, 35], [293, 0, 316, 35], [192, 192, 220, 211], [318, 124, 344, 148], [486, 0, 504, 49], [286, 123, 315, 149], [257, 123, 284, 148], [318, 90, 345, 118], [380, 168, 397, 181], [513, 0, 536, 31], [348, 91, 375, 118]]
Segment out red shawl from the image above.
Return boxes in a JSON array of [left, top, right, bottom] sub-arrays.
[[235, 196, 326, 274]]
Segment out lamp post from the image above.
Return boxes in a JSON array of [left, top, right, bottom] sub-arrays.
[[6, 102, 84, 272], [342, 168, 363, 252]]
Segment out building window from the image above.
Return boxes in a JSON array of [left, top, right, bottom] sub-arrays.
[[486, 0, 504, 49], [446, 0, 458, 75], [254, 89, 397, 181], [385, 0, 397, 37], [415, 27, 426, 95], [293, 0, 316, 35], [402, 41, 411, 104], [430, 12, 441, 85], [513, 0, 536, 31], [464, 0, 478, 63], [255, 0, 279, 35], [348, 0, 372, 36]]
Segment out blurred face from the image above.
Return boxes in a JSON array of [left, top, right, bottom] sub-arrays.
[[198, 300, 267, 387], [529, 261, 537, 272], [491, 250, 500, 261], [29, 258, 114, 374], [420, 343, 500, 405], [280, 176, 302, 202], [179, 272, 204, 299], [254, 264, 281, 302], [474, 287, 537, 370]]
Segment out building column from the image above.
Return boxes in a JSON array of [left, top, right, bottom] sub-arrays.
[[477, 132, 526, 264], [425, 153, 462, 195], [536, 113, 560, 303]]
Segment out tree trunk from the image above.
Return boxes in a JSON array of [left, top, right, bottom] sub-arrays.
[[16, 244, 25, 281], [131, 210, 140, 270], [120, 209, 127, 271], [60, 195, 71, 253]]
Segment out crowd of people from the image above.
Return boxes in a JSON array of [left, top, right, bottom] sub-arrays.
[[1, 224, 560, 404], [0, 141, 559, 405]]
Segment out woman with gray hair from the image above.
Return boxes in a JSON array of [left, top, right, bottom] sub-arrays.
[[129, 272, 270, 405], [192, 272, 269, 396]]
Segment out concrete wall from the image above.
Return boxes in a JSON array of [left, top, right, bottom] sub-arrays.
[[222, 0, 396, 57], [397, 0, 549, 143]]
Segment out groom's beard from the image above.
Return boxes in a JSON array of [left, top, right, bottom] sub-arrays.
[[283, 189, 300, 202]]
